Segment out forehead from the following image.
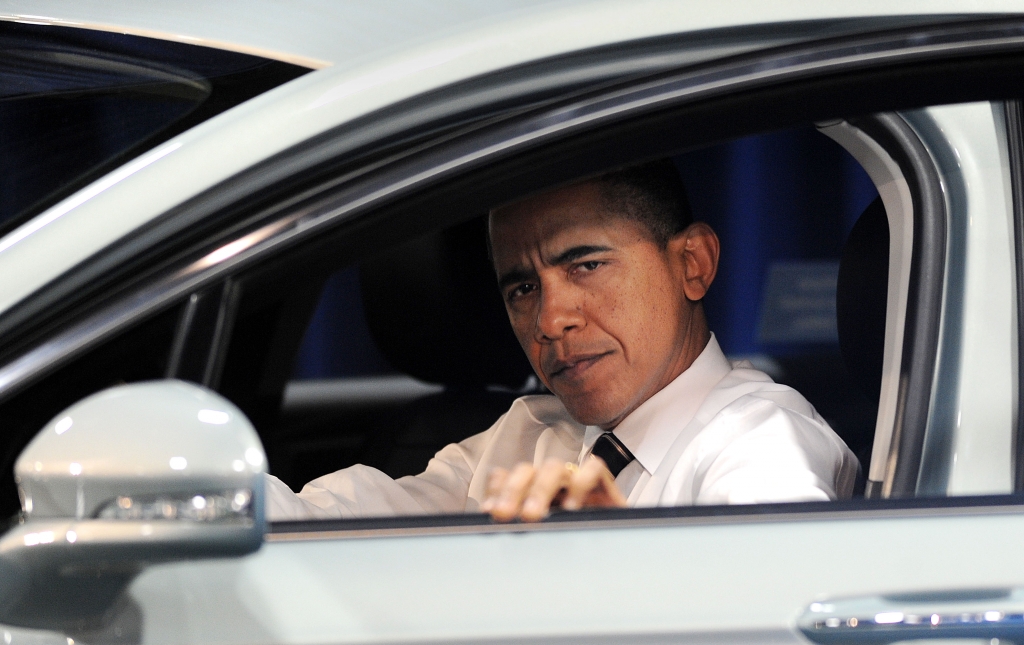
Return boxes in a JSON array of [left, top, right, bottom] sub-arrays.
[[488, 182, 634, 259]]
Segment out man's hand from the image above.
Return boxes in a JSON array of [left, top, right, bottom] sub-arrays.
[[480, 456, 627, 522]]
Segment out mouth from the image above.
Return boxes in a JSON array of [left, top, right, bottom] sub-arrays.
[[547, 351, 613, 383]]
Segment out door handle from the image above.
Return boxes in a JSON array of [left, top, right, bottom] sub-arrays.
[[799, 589, 1024, 644]]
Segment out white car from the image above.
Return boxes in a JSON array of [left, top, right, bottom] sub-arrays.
[[1, 1, 1024, 643]]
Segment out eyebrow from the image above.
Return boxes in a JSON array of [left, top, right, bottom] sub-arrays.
[[551, 244, 613, 265], [496, 245, 613, 291]]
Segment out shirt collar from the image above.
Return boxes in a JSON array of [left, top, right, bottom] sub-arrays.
[[589, 333, 732, 474]]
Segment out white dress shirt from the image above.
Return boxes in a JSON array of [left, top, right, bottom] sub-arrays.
[[265, 335, 858, 520]]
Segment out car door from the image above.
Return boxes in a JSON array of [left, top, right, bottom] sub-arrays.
[[3, 14, 1024, 645]]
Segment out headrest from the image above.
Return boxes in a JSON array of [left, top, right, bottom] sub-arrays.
[[359, 216, 535, 389], [836, 197, 889, 401]]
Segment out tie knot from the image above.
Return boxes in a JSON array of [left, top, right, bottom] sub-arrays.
[[590, 432, 635, 477]]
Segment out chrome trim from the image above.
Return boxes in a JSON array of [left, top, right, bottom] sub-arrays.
[[202, 279, 239, 389], [800, 589, 1024, 645], [817, 119, 917, 497], [847, 113, 947, 498], [164, 292, 199, 379], [1, 20, 1024, 403]]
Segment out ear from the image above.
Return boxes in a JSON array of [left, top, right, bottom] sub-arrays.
[[668, 222, 719, 302]]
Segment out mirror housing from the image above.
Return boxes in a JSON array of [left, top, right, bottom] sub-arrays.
[[0, 380, 266, 629]]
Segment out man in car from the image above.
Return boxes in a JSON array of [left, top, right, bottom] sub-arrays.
[[265, 160, 858, 522]]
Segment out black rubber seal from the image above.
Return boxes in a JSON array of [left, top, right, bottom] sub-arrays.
[[1005, 100, 1024, 492], [848, 113, 947, 497]]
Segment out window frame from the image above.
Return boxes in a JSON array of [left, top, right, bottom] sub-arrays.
[[3, 17, 1024, 530], [1005, 99, 1024, 493], [266, 494, 1024, 541], [1, 15, 1020, 355]]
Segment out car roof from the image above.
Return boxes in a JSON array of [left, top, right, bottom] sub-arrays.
[[0, 0, 1022, 322], [1, 0, 1022, 69]]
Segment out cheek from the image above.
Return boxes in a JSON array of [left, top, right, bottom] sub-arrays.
[[608, 271, 678, 356], [507, 311, 541, 360], [519, 336, 548, 386], [506, 308, 530, 340], [642, 278, 680, 329]]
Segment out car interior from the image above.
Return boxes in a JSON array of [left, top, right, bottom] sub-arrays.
[[18, 7, 1024, 521], [268, 124, 884, 496], [23, 19, 1024, 518], [0, 119, 893, 519], [10, 9, 1024, 536]]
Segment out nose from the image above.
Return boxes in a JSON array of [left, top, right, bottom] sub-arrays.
[[534, 278, 585, 342]]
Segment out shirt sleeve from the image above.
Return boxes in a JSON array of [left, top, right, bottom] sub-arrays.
[[264, 415, 503, 521], [263, 395, 583, 521], [691, 395, 857, 505]]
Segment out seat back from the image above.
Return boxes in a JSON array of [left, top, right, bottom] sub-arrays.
[[357, 216, 535, 476]]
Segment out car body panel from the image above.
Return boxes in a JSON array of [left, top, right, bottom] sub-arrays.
[[1, 3, 1024, 643], [0, 2, 1022, 319], [908, 103, 1018, 496], [110, 507, 1024, 644], [2, 0, 1022, 68]]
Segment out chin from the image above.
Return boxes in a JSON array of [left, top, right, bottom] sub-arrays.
[[558, 394, 622, 428], [552, 375, 631, 427]]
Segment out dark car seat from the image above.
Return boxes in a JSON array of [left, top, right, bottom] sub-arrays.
[[835, 196, 889, 473], [358, 200, 890, 483], [357, 216, 537, 477]]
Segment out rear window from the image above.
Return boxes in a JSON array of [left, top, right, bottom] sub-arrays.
[[0, 20, 310, 235]]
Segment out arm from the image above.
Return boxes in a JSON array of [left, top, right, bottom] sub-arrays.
[[264, 395, 589, 521], [264, 423, 497, 521]]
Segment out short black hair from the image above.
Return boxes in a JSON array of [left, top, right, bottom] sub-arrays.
[[595, 159, 693, 246], [487, 159, 693, 260]]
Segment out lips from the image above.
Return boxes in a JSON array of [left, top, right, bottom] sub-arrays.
[[545, 351, 613, 382]]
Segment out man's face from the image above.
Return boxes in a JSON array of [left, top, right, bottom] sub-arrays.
[[489, 181, 714, 429]]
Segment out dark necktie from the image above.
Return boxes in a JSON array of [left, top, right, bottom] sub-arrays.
[[590, 432, 635, 477]]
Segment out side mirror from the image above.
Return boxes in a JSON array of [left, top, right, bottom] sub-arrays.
[[0, 380, 266, 630]]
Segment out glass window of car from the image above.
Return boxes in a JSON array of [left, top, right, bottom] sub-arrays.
[[1, 19, 1023, 525], [277, 125, 881, 492], [5, 16, 1024, 645], [0, 21, 309, 235]]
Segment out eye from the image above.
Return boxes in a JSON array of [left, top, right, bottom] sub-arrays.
[[507, 282, 536, 302], [575, 260, 603, 274]]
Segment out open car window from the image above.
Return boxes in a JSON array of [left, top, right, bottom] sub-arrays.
[[0, 18, 1022, 527], [275, 125, 882, 496], [5, 15, 1024, 645], [212, 99, 1011, 521]]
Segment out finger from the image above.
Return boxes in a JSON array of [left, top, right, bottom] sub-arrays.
[[479, 467, 509, 512], [561, 457, 607, 510], [586, 456, 626, 507], [586, 457, 627, 507], [490, 462, 537, 522], [562, 456, 627, 510], [520, 459, 573, 522]]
